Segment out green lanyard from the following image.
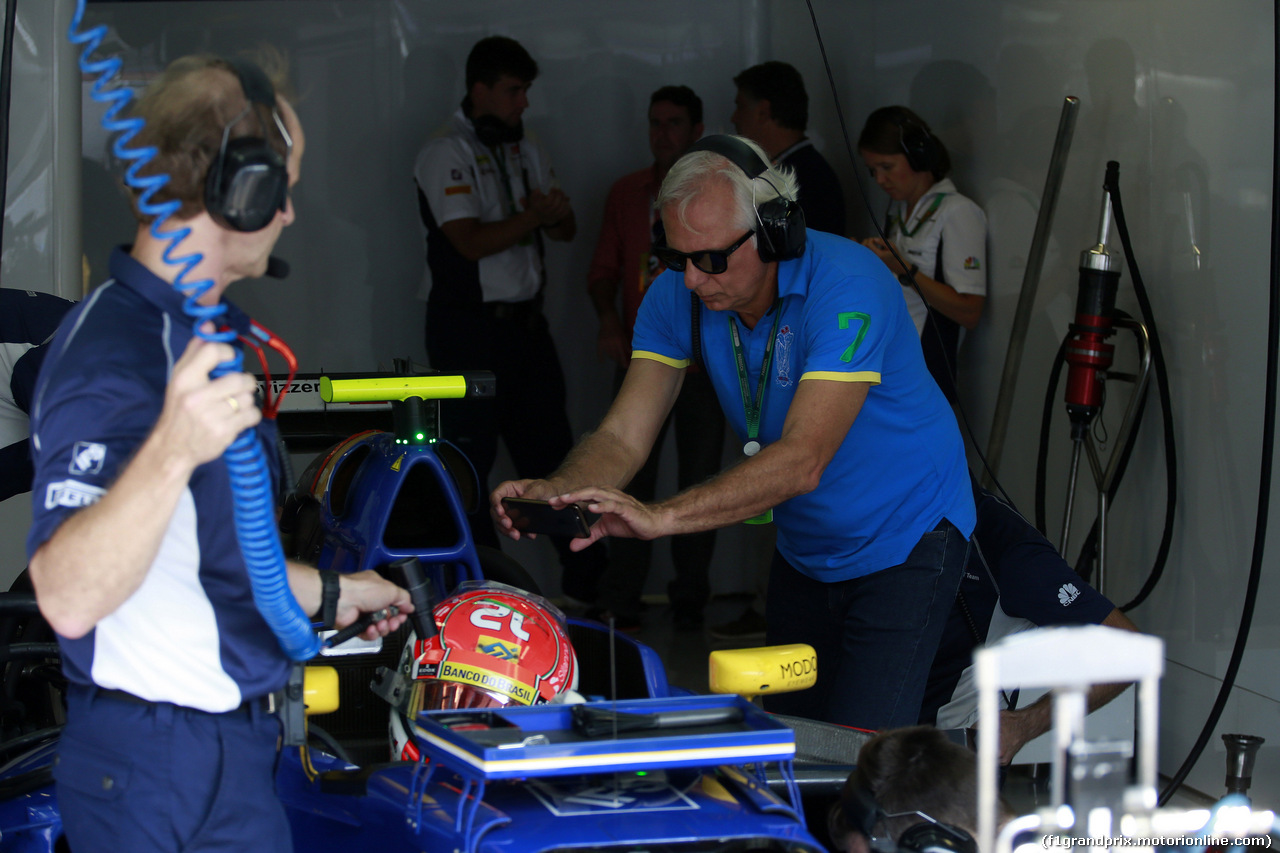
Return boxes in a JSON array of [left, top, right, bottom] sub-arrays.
[[892, 192, 945, 238], [489, 145, 519, 216], [490, 145, 535, 248], [727, 299, 783, 524]]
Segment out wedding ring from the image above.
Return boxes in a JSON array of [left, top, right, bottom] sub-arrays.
[[227, 396, 240, 413]]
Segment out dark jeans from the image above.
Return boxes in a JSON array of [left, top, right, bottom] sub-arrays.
[[426, 302, 607, 601], [56, 688, 289, 853], [598, 369, 725, 618], [763, 519, 968, 730]]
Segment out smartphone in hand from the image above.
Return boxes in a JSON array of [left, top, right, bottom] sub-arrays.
[[501, 497, 600, 539]]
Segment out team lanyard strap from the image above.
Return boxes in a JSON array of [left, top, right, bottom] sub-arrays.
[[728, 299, 783, 525], [892, 192, 945, 238], [489, 144, 521, 219], [728, 298, 784, 456]]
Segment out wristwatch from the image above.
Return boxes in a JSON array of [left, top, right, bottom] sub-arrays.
[[898, 263, 920, 287], [315, 570, 340, 629]]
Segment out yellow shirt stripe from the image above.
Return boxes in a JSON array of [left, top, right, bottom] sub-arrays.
[[801, 370, 881, 384], [632, 351, 691, 369]]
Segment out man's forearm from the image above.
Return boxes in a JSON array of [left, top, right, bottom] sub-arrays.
[[546, 425, 646, 495], [443, 212, 540, 261], [1002, 681, 1131, 759], [652, 439, 814, 536]]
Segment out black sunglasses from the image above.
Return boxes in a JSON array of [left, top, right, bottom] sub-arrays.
[[654, 229, 754, 274]]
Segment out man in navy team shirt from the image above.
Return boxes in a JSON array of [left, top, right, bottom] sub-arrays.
[[26, 56, 409, 853]]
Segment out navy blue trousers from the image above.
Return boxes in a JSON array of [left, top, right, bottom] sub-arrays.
[[763, 519, 968, 730], [55, 688, 290, 853]]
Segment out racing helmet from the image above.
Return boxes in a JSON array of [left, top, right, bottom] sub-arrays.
[[390, 581, 578, 760]]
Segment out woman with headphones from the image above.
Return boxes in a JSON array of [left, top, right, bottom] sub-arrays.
[[858, 106, 987, 401]]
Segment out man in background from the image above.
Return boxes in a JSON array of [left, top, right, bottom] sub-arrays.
[[587, 85, 724, 631], [415, 35, 605, 602], [732, 60, 846, 235], [922, 479, 1140, 764]]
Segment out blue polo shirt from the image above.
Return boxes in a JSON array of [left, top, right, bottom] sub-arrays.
[[27, 247, 290, 711], [632, 230, 974, 581]]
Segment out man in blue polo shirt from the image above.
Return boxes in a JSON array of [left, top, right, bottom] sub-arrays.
[[492, 135, 973, 730], [26, 57, 409, 853]]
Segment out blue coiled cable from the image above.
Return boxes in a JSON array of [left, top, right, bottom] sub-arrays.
[[67, 0, 320, 661]]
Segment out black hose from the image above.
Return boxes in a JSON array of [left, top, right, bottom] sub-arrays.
[[0, 0, 16, 251], [1158, 5, 1279, 803], [0, 643, 60, 663], [0, 726, 60, 766], [1103, 164, 1177, 612], [306, 722, 353, 766], [1032, 161, 1176, 603]]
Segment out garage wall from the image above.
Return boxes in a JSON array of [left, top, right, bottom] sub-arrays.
[[71, 0, 789, 616], [798, 0, 1277, 803], [2, 0, 1276, 805]]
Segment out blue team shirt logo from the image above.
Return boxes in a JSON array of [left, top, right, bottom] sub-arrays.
[[69, 441, 106, 475], [44, 480, 105, 510], [775, 325, 794, 387]]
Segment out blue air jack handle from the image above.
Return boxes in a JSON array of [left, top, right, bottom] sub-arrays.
[[67, 0, 320, 660]]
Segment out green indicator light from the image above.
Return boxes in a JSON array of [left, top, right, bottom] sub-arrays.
[[635, 770, 647, 776], [416, 433, 425, 440]]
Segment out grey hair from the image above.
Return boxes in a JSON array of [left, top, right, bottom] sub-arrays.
[[656, 135, 800, 237]]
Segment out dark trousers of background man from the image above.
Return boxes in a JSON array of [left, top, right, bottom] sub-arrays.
[[426, 301, 607, 602], [597, 369, 725, 624]]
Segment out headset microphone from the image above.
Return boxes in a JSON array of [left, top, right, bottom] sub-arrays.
[[1064, 161, 1123, 438]]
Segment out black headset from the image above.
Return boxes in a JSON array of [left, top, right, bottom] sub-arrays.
[[838, 770, 978, 853], [671, 134, 807, 263], [204, 58, 291, 233], [897, 116, 943, 177], [472, 112, 525, 147]]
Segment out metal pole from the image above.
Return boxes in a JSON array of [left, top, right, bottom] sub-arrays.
[[983, 96, 1080, 486], [1097, 487, 1107, 594], [1061, 439, 1083, 553]]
